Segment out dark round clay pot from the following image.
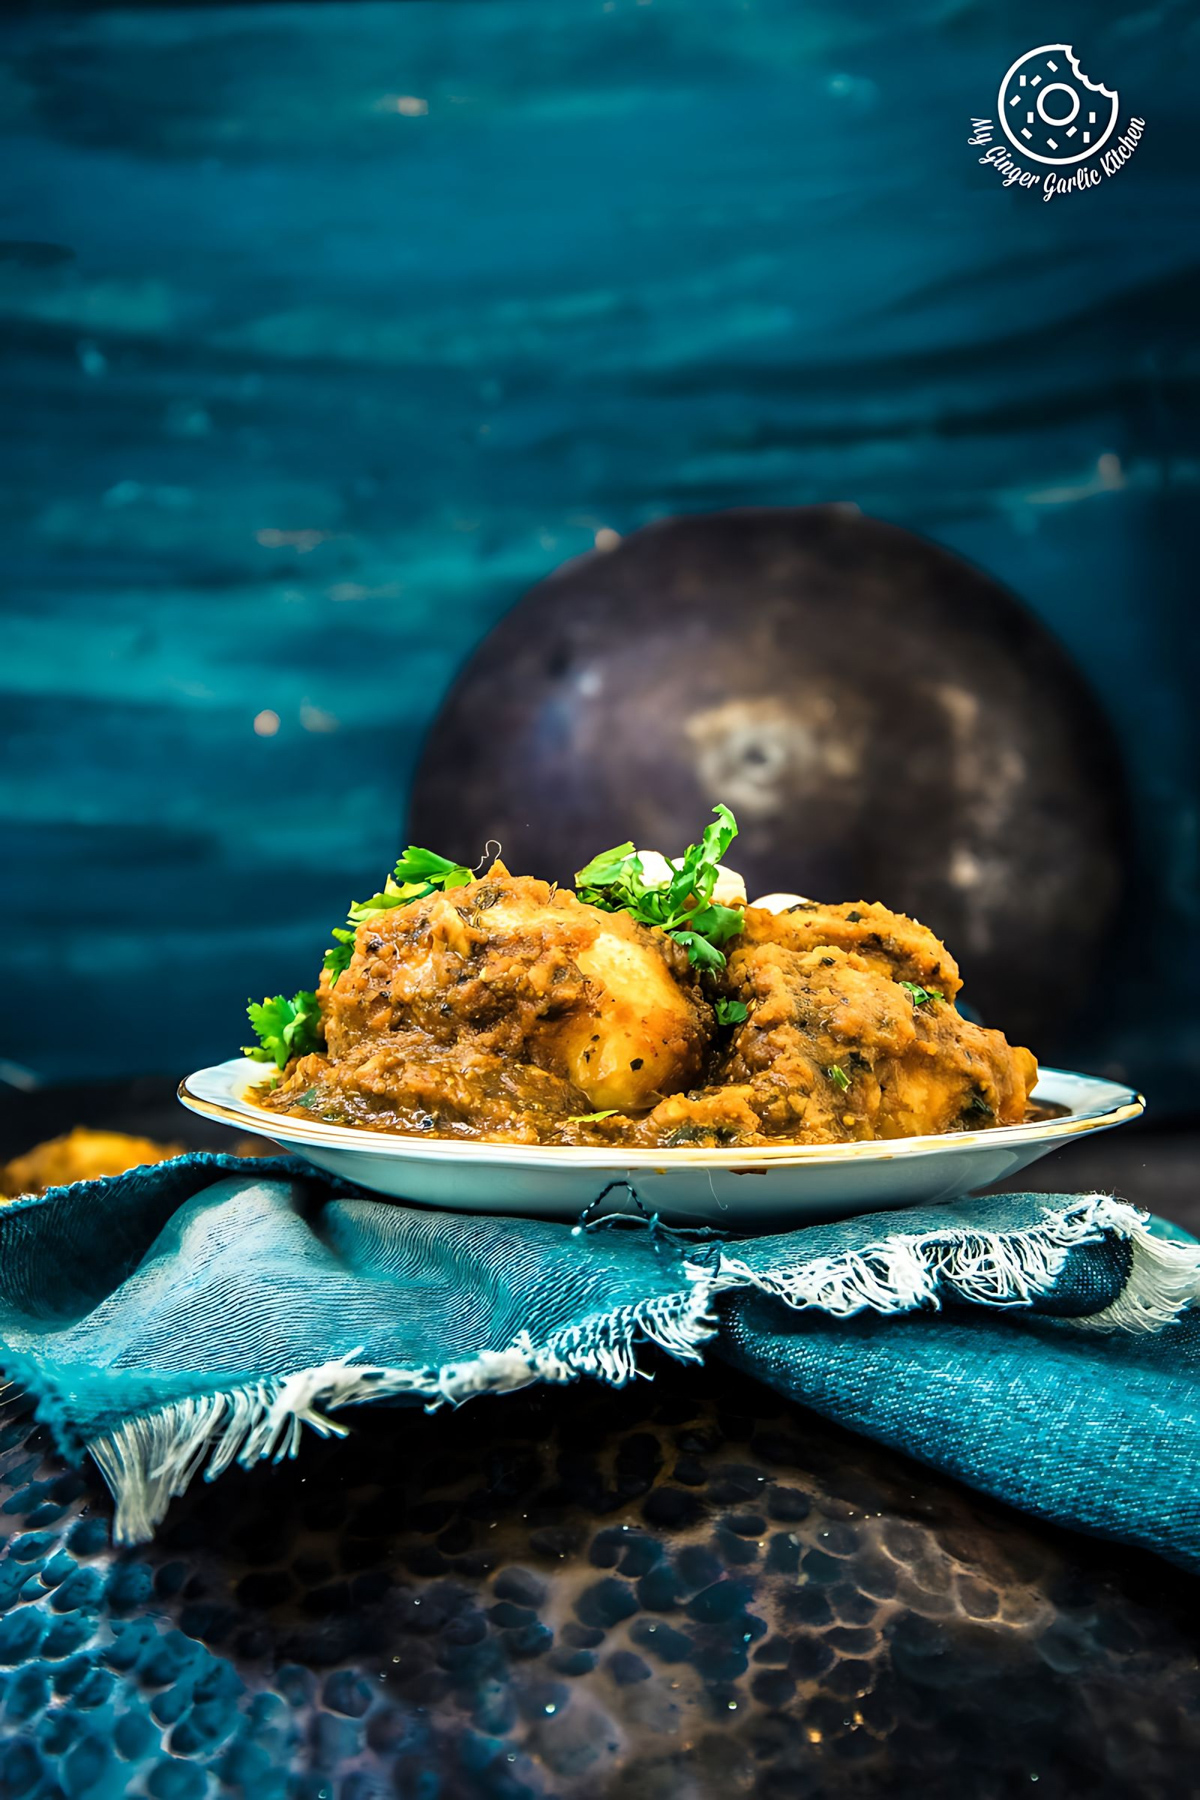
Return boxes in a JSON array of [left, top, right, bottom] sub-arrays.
[[410, 508, 1126, 1045]]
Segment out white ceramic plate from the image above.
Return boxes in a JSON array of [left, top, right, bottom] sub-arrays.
[[180, 1059, 1144, 1226]]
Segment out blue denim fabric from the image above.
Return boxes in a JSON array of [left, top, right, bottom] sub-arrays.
[[1, 1155, 1197, 1564]]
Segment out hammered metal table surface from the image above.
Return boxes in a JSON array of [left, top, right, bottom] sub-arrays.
[[3, 1094, 1200, 1796], [2, 1352, 1199, 1800]]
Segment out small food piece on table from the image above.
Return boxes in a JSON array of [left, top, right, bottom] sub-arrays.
[[2, 1127, 186, 1200]]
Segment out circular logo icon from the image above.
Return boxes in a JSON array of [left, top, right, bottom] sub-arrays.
[[998, 45, 1119, 166]]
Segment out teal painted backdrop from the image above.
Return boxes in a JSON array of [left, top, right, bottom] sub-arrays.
[[1, 1, 1197, 1102]]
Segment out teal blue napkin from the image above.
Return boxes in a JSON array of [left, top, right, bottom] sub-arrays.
[[2, 1155, 1198, 1566]]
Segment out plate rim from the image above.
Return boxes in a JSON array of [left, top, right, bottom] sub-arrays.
[[179, 1059, 1145, 1171]]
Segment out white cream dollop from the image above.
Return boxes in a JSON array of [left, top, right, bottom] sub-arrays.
[[751, 892, 813, 914]]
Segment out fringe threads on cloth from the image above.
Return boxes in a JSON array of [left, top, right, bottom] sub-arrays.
[[708, 1194, 1194, 1323], [90, 1284, 719, 1543], [88, 1195, 1200, 1542]]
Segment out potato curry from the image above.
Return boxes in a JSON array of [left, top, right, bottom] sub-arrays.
[[247, 809, 1037, 1150]]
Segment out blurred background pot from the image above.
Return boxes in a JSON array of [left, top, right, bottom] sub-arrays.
[[412, 508, 1127, 1049]]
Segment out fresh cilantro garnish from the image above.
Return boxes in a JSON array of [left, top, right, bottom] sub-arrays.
[[898, 980, 945, 1007], [391, 845, 478, 890], [244, 990, 323, 1069], [827, 1064, 851, 1092], [322, 927, 358, 983], [715, 998, 749, 1026], [575, 805, 745, 970], [323, 846, 476, 984], [567, 1109, 620, 1123], [348, 847, 475, 923]]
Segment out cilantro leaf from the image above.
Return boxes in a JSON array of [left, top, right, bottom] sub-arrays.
[[573, 842, 636, 889], [391, 845, 476, 887], [575, 806, 746, 970], [826, 1063, 851, 1092], [715, 998, 749, 1027], [670, 930, 728, 971], [696, 803, 738, 879], [244, 990, 323, 1068], [898, 980, 945, 1007], [322, 927, 357, 983]]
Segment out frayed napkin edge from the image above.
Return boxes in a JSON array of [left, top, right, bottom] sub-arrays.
[[73, 1192, 1200, 1544], [711, 1194, 1200, 1331], [86, 1281, 720, 1543]]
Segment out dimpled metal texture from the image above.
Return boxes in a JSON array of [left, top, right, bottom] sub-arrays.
[[1, 1358, 1198, 1800]]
